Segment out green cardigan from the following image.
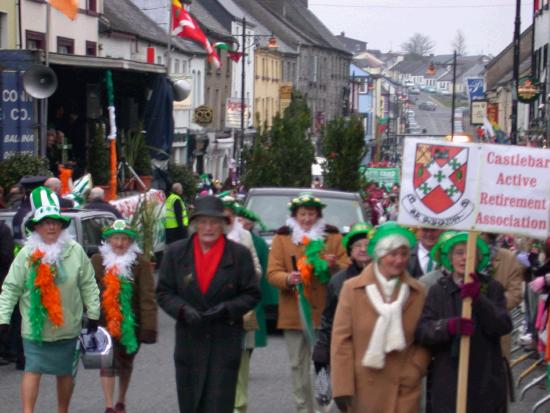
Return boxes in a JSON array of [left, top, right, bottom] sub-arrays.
[[0, 240, 100, 342]]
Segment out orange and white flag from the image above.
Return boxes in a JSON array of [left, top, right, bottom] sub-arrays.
[[48, 0, 78, 20]]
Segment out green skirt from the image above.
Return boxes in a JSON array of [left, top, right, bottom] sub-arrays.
[[23, 338, 80, 376]]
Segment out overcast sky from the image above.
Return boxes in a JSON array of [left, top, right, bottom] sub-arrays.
[[309, 0, 534, 56]]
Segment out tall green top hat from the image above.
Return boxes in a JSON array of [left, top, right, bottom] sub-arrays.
[[26, 186, 71, 231], [288, 193, 326, 212], [439, 232, 491, 273], [102, 219, 138, 240], [367, 222, 417, 258]]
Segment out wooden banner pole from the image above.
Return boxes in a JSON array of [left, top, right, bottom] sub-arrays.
[[456, 231, 479, 413]]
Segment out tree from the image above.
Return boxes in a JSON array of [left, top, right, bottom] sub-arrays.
[[242, 92, 315, 188], [401, 33, 435, 57], [452, 30, 467, 56], [321, 115, 366, 191]]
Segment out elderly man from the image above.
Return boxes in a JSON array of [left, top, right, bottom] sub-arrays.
[[408, 227, 443, 278], [157, 195, 260, 413], [45, 177, 74, 209], [84, 187, 123, 218], [164, 183, 189, 244], [0, 186, 100, 413]]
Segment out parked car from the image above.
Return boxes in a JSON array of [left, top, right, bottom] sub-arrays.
[[425, 86, 436, 93], [0, 208, 117, 257], [439, 90, 451, 96], [409, 86, 420, 94], [244, 187, 369, 325], [419, 101, 437, 111]]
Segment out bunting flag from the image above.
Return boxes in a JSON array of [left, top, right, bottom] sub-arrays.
[[171, 0, 221, 69], [228, 51, 244, 63], [47, 0, 78, 20]]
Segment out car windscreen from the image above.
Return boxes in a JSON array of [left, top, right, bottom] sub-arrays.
[[81, 216, 115, 251], [246, 194, 364, 233]]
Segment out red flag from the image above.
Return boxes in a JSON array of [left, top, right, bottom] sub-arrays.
[[48, 0, 78, 20], [172, 0, 221, 69], [228, 51, 244, 63]]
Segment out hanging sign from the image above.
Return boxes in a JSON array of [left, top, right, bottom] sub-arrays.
[[398, 138, 550, 238], [465, 77, 485, 101], [470, 100, 487, 125], [517, 76, 540, 103]]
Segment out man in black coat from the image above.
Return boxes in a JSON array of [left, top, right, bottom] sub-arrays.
[[156, 196, 260, 413], [312, 222, 373, 372], [83, 187, 123, 218], [407, 227, 442, 278]]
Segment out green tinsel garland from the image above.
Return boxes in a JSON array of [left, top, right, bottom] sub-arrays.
[[119, 279, 138, 354], [304, 239, 330, 284], [26, 262, 47, 341]]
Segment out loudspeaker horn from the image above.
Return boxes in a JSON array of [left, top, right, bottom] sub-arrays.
[[173, 79, 191, 102], [22, 65, 58, 99]]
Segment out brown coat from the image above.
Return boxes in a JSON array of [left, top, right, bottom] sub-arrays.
[[331, 264, 430, 413], [492, 247, 524, 360], [92, 253, 158, 342], [267, 226, 349, 330]]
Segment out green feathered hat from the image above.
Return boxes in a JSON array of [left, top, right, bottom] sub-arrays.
[[288, 193, 326, 212], [220, 195, 242, 214], [439, 232, 490, 272], [26, 186, 71, 231], [102, 219, 138, 240], [342, 222, 374, 251], [430, 230, 459, 264], [367, 222, 417, 258], [236, 207, 267, 231]]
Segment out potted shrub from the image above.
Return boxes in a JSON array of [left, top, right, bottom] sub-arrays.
[[88, 123, 110, 186], [124, 129, 152, 190], [130, 194, 162, 268], [0, 154, 52, 194]]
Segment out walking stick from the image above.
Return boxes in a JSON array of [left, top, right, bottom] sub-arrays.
[[456, 231, 479, 413]]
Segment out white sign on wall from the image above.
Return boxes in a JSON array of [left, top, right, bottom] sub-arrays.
[[398, 139, 550, 239]]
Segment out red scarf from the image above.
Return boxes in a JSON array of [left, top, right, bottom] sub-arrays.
[[193, 234, 225, 294]]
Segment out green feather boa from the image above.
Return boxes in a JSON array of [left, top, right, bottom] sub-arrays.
[[119, 279, 138, 354], [304, 239, 330, 284], [27, 262, 47, 342]]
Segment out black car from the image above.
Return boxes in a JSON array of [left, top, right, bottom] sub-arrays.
[[419, 101, 437, 111]]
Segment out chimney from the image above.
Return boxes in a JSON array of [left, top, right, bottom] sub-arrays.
[[340, 32, 345, 37]]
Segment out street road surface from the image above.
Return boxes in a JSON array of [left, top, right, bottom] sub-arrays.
[[412, 91, 452, 137], [0, 289, 546, 412]]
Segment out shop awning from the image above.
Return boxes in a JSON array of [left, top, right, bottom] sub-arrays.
[[47, 52, 166, 74]]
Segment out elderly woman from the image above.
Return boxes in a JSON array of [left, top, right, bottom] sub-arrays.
[[331, 222, 429, 413], [156, 195, 260, 413], [91, 220, 157, 413], [0, 186, 100, 413], [415, 232, 511, 413], [268, 193, 348, 413], [312, 222, 374, 373]]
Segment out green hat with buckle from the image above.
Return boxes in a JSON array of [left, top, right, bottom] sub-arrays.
[[102, 219, 138, 240], [439, 231, 490, 272], [342, 222, 375, 253], [430, 230, 459, 265], [25, 186, 71, 231], [288, 193, 326, 212]]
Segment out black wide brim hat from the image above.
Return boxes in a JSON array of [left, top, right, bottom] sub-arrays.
[[189, 195, 230, 224]]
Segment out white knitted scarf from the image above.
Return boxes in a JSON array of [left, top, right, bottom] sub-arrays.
[[286, 217, 326, 245], [99, 242, 141, 280], [362, 264, 410, 369]]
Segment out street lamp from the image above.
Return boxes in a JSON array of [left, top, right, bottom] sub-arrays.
[[427, 51, 459, 139], [236, 17, 278, 173]]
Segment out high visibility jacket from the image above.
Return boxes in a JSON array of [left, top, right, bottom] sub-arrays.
[[164, 193, 189, 229]]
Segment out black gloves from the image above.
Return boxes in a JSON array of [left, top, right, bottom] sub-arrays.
[[87, 319, 99, 334], [178, 304, 203, 327], [334, 396, 352, 412], [202, 303, 228, 323]]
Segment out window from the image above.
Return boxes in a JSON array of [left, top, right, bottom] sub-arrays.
[[174, 58, 180, 73], [182, 60, 188, 73], [0, 12, 6, 49], [312, 56, 318, 82], [57, 37, 74, 54], [85, 41, 96, 56], [82, 216, 115, 255], [87, 0, 97, 12], [157, 55, 163, 64], [26, 30, 45, 50]]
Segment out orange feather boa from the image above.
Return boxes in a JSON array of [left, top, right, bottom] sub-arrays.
[[31, 250, 63, 327], [102, 267, 123, 339]]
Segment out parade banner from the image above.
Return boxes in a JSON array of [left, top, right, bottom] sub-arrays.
[[364, 167, 400, 189], [398, 139, 550, 239]]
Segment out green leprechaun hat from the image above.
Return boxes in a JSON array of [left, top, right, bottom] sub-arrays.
[[220, 195, 242, 214], [439, 232, 490, 273], [288, 193, 326, 212], [26, 186, 71, 231], [367, 221, 417, 258], [429, 230, 459, 265], [102, 219, 138, 240], [342, 222, 375, 251], [236, 207, 268, 231]]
